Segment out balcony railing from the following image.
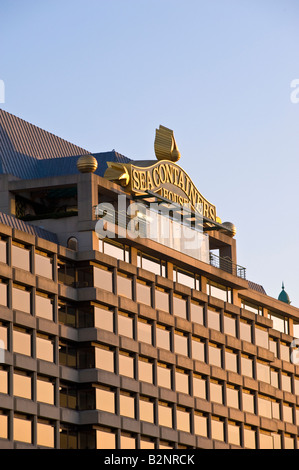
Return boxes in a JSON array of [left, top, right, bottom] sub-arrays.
[[210, 252, 246, 279]]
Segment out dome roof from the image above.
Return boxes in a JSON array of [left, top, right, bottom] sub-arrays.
[[278, 282, 291, 304]]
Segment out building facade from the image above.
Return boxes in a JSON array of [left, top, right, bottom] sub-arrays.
[[0, 110, 299, 449]]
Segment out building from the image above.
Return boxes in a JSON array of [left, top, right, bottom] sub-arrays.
[[0, 109, 299, 449]]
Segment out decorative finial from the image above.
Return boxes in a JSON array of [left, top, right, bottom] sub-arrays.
[[77, 155, 98, 173]]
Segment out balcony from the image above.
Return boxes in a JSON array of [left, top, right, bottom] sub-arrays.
[[209, 252, 246, 279]]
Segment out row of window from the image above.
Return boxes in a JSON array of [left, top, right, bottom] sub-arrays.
[[0, 412, 55, 447], [0, 369, 54, 404]]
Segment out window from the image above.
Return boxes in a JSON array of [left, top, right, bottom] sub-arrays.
[[193, 374, 206, 399], [227, 421, 240, 446], [280, 342, 290, 362], [207, 307, 220, 331], [225, 349, 238, 373], [119, 351, 134, 378], [95, 345, 115, 373], [96, 428, 116, 449], [13, 370, 32, 399], [159, 441, 174, 449], [120, 392, 135, 419], [244, 425, 256, 449], [281, 372, 292, 392], [158, 401, 173, 428], [94, 265, 113, 292], [175, 369, 189, 394], [59, 383, 77, 409], [270, 368, 279, 388], [258, 395, 272, 419], [12, 284, 31, 314], [117, 272, 132, 299], [256, 360, 270, 384], [118, 312, 134, 339], [242, 389, 255, 414], [268, 311, 289, 334], [157, 362, 172, 389], [191, 337, 205, 362], [241, 300, 262, 316], [241, 354, 253, 378], [155, 287, 169, 312], [96, 387, 115, 413], [13, 414, 32, 443], [194, 412, 208, 437], [156, 325, 171, 350], [224, 314, 236, 337], [173, 266, 199, 289], [211, 416, 224, 441], [138, 318, 152, 344], [136, 280, 151, 306], [59, 301, 77, 328], [190, 301, 204, 325], [12, 242, 30, 271], [59, 342, 77, 368], [173, 293, 187, 319], [255, 325, 269, 349], [36, 334, 54, 362], [140, 437, 155, 449], [0, 323, 8, 350], [174, 330, 188, 356], [58, 260, 76, 287], [239, 319, 252, 342], [138, 357, 153, 384], [94, 305, 114, 332], [210, 379, 223, 404], [0, 368, 8, 394], [35, 292, 54, 321], [208, 281, 232, 303], [295, 377, 299, 395], [37, 376, 54, 405], [37, 420, 55, 448], [284, 434, 295, 449], [283, 403, 293, 424], [99, 239, 130, 263], [208, 343, 222, 368], [137, 253, 166, 277], [139, 397, 154, 423], [0, 412, 8, 439], [120, 433, 136, 449], [35, 251, 53, 279], [0, 279, 8, 307], [259, 430, 273, 449], [269, 338, 278, 357], [226, 384, 239, 409], [13, 328, 31, 357], [176, 407, 190, 432], [0, 238, 7, 264]]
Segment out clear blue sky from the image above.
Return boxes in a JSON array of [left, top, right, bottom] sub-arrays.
[[1, 0, 299, 306]]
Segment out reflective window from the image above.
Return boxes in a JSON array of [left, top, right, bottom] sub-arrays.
[[190, 302, 204, 325], [96, 387, 115, 413], [272, 400, 280, 420], [174, 331, 188, 356], [96, 428, 116, 449], [99, 239, 130, 262], [224, 314, 236, 337], [175, 369, 189, 395], [36, 335, 54, 362], [138, 357, 153, 384], [258, 395, 272, 419], [158, 401, 173, 428], [0, 239, 7, 264], [94, 305, 114, 332], [119, 392, 135, 418], [0, 324, 8, 350], [12, 284, 31, 314], [155, 287, 169, 312], [157, 363, 172, 389], [225, 349, 238, 373], [259, 430, 273, 449], [59, 301, 76, 328], [35, 252, 53, 279], [37, 376, 54, 405], [241, 301, 262, 316], [0, 412, 8, 439], [283, 403, 293, 423], [256, 360, 270, 384], [59, 342, 77, 369], [156, 325, 171, 350], [244, 426, 256, 449], [94, 266, 113, 292], [95, 345, 115, 372], [120, 433, 136, 449], [136, 280, 151, 306], [118, 312, 134, 339], [269, 338, 278, 357], [210, 380, 223, 404], [272, 433, 282, 449], [295, 377, 299, 395], [176, 407, 190, 432], [0, 368, 8, 394], [35, 293, 53, 321], [284, 435, 295, 449], [0, 280, 7, 307], [227, 421, 240, 446], [139, 397, 154, 423], [193, 374, 206, 399], [173, 294, 187, 319], [211, 417, 224, 441], [138, 318, 152, 344], [268, 312, 288, 335], [209, 343, 222, 367], [119, 351, 134, 378], [140, 438, 155, 449], [226, 384, 239, 409], [13, 370, 32, 399], [12, 243, 30, 271], [241, 354, 253, 378], [194, 412, 208, 437], [281, 372, 292, 392], [270, 368, 279, 388], [37, 421, 55, 448], [138, 253, 166, 277], [13, 328, 31, 357], [208, 281, 232, 303], [191, 337, 205, 362], [159, 441, 174, 449], [58, 260, 76, 287], [255, 326, 269, 349], [13, 415, 32, 443], [117, 273, 132, 299], [207, 308, 220, 331], [280, 342, 290, 362], [174, 267, 197, 289], [239, 319, 252, 342], [242, 389, 255, 414]]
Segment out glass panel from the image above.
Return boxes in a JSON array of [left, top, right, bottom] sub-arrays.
[[94, 306, 114, 332], [95, 347, 114, 372], [259, 431, 273, 449], [225, 350, 238, 372], [239, 320, 252, 342], [173, 295, 187, 319], [193, 375, 206, 399], [192, 338, 205, 362], [96, 388, 115, 413], [176, 409, 190, 432], [120, 434, 136, 449], [13, 371, 31, 399], [211, 418, 224, 441], [155, 289, 169, 312], [175, 370, 189, 394], [0, 325, 7, 350], [241, 355, 253, 378], [281, 373, 292, 392], [119, 353, 134, 378], [244, 427, 256, 449], [35, 253, 53, 279], [117, 274, 132, 299], [0, 414, 8, 439], [35, 294, 53, 321], [272, 401, 280, 420], [136, 281, 151, 306], [0, 282, 7, 306], [157, 363, 172, 389], [255, 326, 269, 349], [13, 330, 31, 356], [269, 339, 277, 357], [224, 315, 236, 337], [190, 302, 204, 325], [103, 241, 124, 260], [138, 358, 153, 384], [36, 336, 54, 362], [174, 332, 188, 356], [295, 378, 299, 395], [242, 390, 255, 414], [284, 436, 295, 449], [209, 344, 222, 367], [176, 269, 195, 289], [140, 439, 155, 449], [140, 254, 162, 276], [138, 319, 152, 344], [37, 377, 54, 405], [37, 422, 54, 448], [258, 396, 272, 418], [94, 267, 113, 292], [210, 381, 223, 404], [228, 423, 240, 446], [12, 286, 31, 314], [272, 433, 281, 449], [118, 313, 133, 339], [0, 369, 8, 394], [194, 413, 208, 437], [14, 416, 32, 443], [158, 402, 172, 428], [283, 404, 293, 423], [280, 343, 290, 362], [120, 393, 135, 418], [139, 398, 154, 423], [270, 369, 279, 388], [0, 240, 7, 263], [96, 429, 116, 449], [256, 361, 270, 383], [209, 282, 229, 302], [12, 244, 30, 271], [156, 326, 170, 350], [226, 386, 239, 409], [269, 312, 288, 334], [208, 308, 220, 331]]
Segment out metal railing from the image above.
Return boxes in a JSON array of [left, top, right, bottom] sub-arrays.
[[210, 252, 246, 279]]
